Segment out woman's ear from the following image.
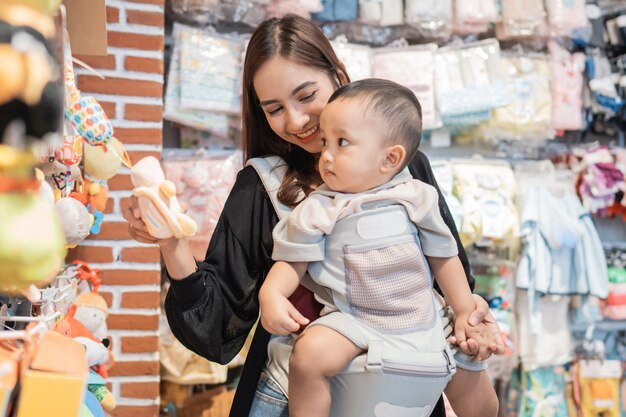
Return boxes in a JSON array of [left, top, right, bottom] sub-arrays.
[[381, 144, 406, 173], [336, 69, 348, 87]]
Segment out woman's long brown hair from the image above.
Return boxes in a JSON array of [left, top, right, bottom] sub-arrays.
[[241, 14, 349, 207]]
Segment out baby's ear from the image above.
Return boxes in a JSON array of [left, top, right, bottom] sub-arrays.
[[382, 144, 406, 173]]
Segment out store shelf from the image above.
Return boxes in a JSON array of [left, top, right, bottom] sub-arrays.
[[571, 319, 626, 333]]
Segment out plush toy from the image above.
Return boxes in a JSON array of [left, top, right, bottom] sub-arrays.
[[37, 156, 82, 200], [55, 197, 92, 247], [0, 18, 62, 143], [71, 291, 109, 341], [71, 178, 108, 213], [131, 156, 198, 239], [0, 145, 66, 292], [83, 137, 131, 181], [74, 336, 116, 412]]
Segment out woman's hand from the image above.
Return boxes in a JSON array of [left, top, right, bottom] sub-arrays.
[[122, 195, 159, 244], [449, 294, 505, 360]]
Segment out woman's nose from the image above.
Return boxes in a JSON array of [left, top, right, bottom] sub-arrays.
[[286, 107, 310, 131]]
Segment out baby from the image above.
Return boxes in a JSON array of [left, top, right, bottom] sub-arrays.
[[259, 78, 497, 417]]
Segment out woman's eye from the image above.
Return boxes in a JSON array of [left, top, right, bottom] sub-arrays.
[[268, 107, 282, 116], [339, 138, 349, 147], [300, 91, 317, 102]]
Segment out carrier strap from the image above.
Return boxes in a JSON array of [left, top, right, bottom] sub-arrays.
[[246, 156, 293, 220]]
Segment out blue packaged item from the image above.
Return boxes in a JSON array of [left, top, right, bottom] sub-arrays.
[[312, 0, 357, 22]]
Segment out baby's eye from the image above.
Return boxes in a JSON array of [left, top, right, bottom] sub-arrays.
[[338, 138, 349, 147], [321, 138, 327, 147]]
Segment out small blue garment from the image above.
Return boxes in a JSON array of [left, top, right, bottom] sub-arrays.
[[83, 389, 105, 417], [312, 0, 358, 22]]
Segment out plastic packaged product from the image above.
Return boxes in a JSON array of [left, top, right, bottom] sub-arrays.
[[454, 0, 498, 24], [331, 36, 373, 81], [483, 53, 554, 141], [404, 0, 452, 38], [499, 0, 546, 38], [164, 24, 231, 134], [548, 41, 584, 131], [358, 0, 403, 26], [312, 0, 357, 21], [435, 39, 509, 119], [545, 0, 588, 37], [372, 41, 440, 129]]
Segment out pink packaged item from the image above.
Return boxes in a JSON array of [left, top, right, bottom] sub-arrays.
[[545, 0, 587, 37], [162, 151, 242, 260], [548, 41, 584, 131]]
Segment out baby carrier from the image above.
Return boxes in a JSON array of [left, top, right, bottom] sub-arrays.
[[248, 156, 467, 417]]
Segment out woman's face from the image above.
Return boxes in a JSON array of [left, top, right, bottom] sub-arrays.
[[253, 56, 338, 154]]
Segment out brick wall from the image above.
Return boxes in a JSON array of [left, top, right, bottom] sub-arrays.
[[69, 1, 165, 416]]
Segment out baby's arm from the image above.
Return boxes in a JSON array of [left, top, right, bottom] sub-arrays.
[[428, 256, 475, 349], [259, 261, 310, 335]]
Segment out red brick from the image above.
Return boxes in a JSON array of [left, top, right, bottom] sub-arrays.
[[100, 101, 116, 119], [114, 128, 162, 145], [125, 104, 162, 122], [77, 75, 162, 98], [109, 361, 159, 377], [121, 336, 159, 353], [126, 10, 164, 27], [121, 291, 160, 309], [107, 6, 120, 23], [108, 174, 133, 191], [107, 32, 164, 51], [108, 314, 159, 330], [110, 405, 160, 417], [66, 246, 114, 263], [73, 54, 116, 70], [121, 247, 160, 263], [104, 198, 115, 214], [101, 269, 160, 285], [100, 291, 113, 308], [121, 382, 160, 399], [124, 57, 163, 74], [128, 151, 161, 166], [88, 221, 132, 240]]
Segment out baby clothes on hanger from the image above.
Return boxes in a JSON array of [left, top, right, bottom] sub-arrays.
[[549, 41, 585, 131]]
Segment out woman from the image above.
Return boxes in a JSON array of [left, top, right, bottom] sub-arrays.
[[124, 14, 503, 417]]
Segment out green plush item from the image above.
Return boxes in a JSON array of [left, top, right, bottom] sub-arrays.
[[0, 192, 66, 290]]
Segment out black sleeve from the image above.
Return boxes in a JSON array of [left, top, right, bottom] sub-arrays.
[[164, 166, 278, 364], [408, 151, 475, 291]]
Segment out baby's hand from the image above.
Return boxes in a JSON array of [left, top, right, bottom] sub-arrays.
[[460, 323, 491, 361], [259, 293, 310, 335]]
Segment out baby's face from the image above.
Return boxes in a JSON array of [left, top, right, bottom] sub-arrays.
[[318, 98, 391, 193]]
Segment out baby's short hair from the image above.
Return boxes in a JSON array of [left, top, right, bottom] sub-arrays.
[[327, 79, 423, 167]]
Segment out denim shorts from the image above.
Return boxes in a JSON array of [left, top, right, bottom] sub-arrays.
[[248, 372, 289, 417]]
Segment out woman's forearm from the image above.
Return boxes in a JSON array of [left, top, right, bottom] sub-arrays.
[[159, 238, 197, 280]]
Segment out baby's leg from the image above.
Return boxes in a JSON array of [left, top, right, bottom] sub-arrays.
[[289, 325, 363, 417], [444, 369, 498, 417]]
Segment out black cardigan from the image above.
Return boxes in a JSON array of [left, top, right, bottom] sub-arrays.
[[165, 150, 473, 417]]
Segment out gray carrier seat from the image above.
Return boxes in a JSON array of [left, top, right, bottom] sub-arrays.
[[248, 156, 481, 417]]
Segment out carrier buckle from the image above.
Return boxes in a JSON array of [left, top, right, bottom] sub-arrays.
[[366, 340, 383, 373]]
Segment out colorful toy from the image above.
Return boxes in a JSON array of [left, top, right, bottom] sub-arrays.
[[131, 156, 198, 239], [71, 291, 109, 341]]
